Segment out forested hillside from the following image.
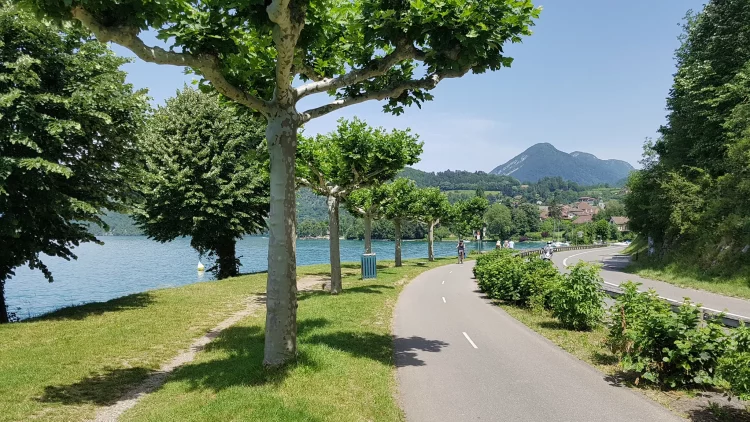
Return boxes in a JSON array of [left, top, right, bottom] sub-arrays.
[[626, 0, 750, 274]]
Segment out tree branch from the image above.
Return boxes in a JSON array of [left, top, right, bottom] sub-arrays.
[[293, 62, 324, 82], [70, 6, 270, 115], [267, 0, 304, 106], [300, 67, 471, 122], [296, 45, 415, 99]]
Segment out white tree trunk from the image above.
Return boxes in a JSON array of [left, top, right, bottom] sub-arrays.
[[263, 109, 299, 367], [364, 215, 372, 254], [428, 221, 435, 261], [394, 219, 402, 267], [328, 195, 342, 294]]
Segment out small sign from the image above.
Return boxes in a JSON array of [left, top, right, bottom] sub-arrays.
[[577, 231, 583, 238]]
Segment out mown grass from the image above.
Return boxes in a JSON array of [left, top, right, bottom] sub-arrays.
[[624, 238, 750, 300], [1, 258, 451, 422]]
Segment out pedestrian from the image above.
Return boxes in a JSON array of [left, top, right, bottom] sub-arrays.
[[508, 240, 515, 249], [496, 239, 501, 249]]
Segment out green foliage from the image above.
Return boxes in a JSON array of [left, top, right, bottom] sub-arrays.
[[718, 324, 750, 401], [450, 196, 489, 239], [0, 3, 148, 322], [550, 262, 605, 331], [626, 0, 750, 275], [297, 117, 422, 199], [411, 187, 450, 226], [133, 87, 268, 278], [511, 202, 540, 235], [484, 203, 512, 240], [383, 178, 418, 222], [607, 282, 729, 388], [473, 250, 560, 308]]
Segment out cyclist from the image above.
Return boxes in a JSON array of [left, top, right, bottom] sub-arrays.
[[456, 240, 466, 264]]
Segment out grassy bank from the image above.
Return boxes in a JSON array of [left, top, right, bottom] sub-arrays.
[[1, 258, 452, 422], [498, 304, 750, 421], [624, 238, 750, 300]]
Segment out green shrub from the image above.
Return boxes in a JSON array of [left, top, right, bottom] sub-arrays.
[[551, 262, 606, 331], [718, 324, 750, 400], [607, 282, 729, 388], [473, 250, 559, 308]]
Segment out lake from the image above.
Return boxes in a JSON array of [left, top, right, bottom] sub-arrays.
[[7, 236, 543, 319]]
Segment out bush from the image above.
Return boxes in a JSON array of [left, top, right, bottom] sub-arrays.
[[550, 262, 605, 331], [718, 324, 750, 400], [607, 282, 729, 388], [541, 231, 551, 238], [473, 250, 560, 308], [525, 232, 542, 241]]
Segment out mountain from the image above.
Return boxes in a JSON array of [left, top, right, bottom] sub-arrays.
[[489, 143, 634, 185]]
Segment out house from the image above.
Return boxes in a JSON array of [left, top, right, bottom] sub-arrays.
[[569, 201, 599, 218], [610, 216, 630, 232], [538, 205, 549, 220], [578, 196, 596, 205], [572, 214, 593, 224]]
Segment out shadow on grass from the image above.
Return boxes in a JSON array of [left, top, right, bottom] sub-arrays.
[[297, 284, 395, 301], [39, 367, 153, 405], [38, 317, 449, 402], [32, 293, 154, 322]]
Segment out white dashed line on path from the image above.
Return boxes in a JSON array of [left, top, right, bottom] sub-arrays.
[[442, 297, 446, 303], [442, 280, 445, 285], [462, 332, 478, 349]]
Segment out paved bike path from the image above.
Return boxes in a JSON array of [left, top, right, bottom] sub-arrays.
[[394, 262, 680, 422], [553, 247, 750, 322]]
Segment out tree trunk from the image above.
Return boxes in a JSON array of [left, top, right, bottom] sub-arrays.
[[263, 109, 299, 367], [364, 215, 372, 254], [0, 281, 9, 324], [428, 221, 435, 261], [394, 219, 402, 267], [215, 238, 238, 279], [328, 195, 342, 294]]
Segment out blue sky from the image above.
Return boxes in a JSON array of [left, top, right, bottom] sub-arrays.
[[113, 0, 706, 172]]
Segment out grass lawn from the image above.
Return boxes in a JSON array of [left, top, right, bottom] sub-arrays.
[[1, 258, 452, 422], [624, 239, 750, 300]]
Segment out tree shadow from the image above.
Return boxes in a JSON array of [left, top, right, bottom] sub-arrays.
[[38, 367, 154, 405], [345, 285, 395, 294], [32, 293, 155, 322], [592, 351, 618, 366], [393, 336, 449, 368], [37, 316, 448, 404], [539, 320, 567, 330], [687, 402, 750, 422]]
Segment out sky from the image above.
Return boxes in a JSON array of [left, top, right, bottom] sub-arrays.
[[112, 0, 707, 173]]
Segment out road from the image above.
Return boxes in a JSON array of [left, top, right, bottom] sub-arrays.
[[552, 246, 750, 322], [394, 262, 681, 422]]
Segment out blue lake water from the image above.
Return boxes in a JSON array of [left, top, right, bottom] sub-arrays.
[[7, 236, 543, 319]]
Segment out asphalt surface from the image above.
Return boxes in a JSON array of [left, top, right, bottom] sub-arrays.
[[394, 262, 681, 422], [553, 246, 750, 321]]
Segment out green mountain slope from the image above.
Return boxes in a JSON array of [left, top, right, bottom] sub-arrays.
[[489, 143, 634, 185]]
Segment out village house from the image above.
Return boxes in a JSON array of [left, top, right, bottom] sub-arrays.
[[610, 216, 630, 232]]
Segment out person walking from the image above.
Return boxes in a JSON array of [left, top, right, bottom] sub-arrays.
[[496, 239, 501, 249]]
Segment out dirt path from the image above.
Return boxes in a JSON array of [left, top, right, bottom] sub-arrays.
[[91, 277, 326, 422]]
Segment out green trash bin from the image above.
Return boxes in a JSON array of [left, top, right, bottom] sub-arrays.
[[361, 253, 377, 279]]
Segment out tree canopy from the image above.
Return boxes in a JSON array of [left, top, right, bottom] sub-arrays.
[[0, 3, 148, 323], [134, 87, 269, 279], [21, 0, 541, 365], [626, 0, 750, 272]]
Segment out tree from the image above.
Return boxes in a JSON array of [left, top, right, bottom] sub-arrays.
[[412, 187, 451, 261], [450, 196, 489, 240], [133, 87, 269, 279], [383, 179, 418, 267], [511, 203, 540, 235], [346, 185, 389, 254], [548, 200, 563, 220], [297, 117, 422, 293], [0, 4, 148, 324], [23, 0, 540, 365], [484, 203, 512, 240]]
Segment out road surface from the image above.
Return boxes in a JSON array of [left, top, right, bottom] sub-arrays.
[[394, 262, 681, 422], [552, 246, 750, 322]]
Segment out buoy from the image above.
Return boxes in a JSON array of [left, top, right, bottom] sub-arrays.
[[197, 261, 205, 272]]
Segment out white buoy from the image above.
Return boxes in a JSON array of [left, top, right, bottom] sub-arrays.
[[197, 261, 205, 272]]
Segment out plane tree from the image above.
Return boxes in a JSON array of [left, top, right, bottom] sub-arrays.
[[411, 187, 451, 261], [383, 179, 419, 267], [296, 117, 422, 294], [21, 0, 540, 364], [345, 185, 390, 254]]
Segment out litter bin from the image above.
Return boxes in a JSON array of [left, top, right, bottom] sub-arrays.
[[361, 253, 377, 279]]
